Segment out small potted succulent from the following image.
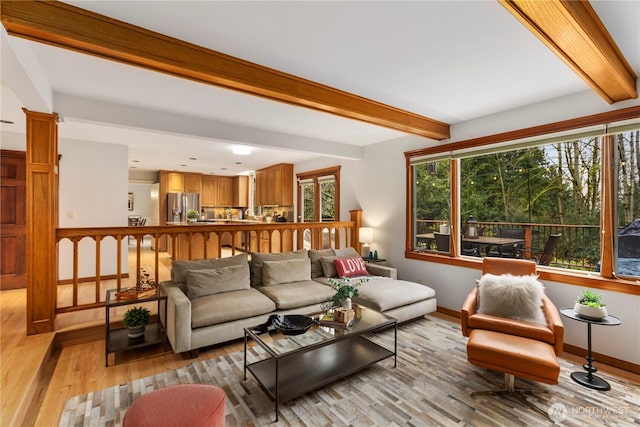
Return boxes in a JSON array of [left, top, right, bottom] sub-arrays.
[[123, 306, 151, 338], [328, 277, 368, 309], [574, 289, 607, 320], [186, 209, 199, 223]]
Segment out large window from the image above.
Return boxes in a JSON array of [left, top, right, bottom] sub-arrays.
[[616, 127, 640, 277], [406, 109, 640, 283]]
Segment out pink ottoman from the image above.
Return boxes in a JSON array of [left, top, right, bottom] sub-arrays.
[[123, 384, 226, 427]]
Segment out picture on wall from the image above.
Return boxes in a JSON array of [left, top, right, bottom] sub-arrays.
[[128, 192, 134, 211]]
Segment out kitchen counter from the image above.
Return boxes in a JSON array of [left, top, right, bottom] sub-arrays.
[[166, 219, 265, 225]]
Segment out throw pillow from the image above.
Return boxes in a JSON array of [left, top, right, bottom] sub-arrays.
[[185, 264, 250, 299], [308, 249, 335, 278], [334, 256, 368, 278], [171, 253, 248, 292], [334, 247, 359, 258], [320, 256, 339, 278], [476, 273, 546, 325], [262, 258, 311, 286], [249, 249, 308, 286]]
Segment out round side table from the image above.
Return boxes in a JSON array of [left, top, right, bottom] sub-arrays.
[[560, 307, 621, 391]]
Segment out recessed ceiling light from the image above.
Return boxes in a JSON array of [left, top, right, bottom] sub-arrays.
[[0, 119, 15, 124], [189, 157, 197, 160], [232, 146, 252, 155], [235, 162, 242, 165], [131, 160, 140, 163], [131, 166, 137, 169], [221, 167, 228, 171], [180, 164, 187, 167]]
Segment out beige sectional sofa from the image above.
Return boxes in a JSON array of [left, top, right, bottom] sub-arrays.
[[159, 248, 436, 355]]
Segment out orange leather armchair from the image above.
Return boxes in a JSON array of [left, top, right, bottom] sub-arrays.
[[461, 258, 564, 356]]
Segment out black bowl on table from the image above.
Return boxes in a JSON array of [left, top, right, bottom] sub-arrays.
[[272, 315, 316, 335]]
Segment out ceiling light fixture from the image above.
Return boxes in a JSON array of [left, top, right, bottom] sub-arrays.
[[0, 119, 15, 124], [232, 146, 252, 156]]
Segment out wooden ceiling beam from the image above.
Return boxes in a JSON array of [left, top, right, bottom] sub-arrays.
[[0, 1, 450, 140], [500, 0, 637, 104]]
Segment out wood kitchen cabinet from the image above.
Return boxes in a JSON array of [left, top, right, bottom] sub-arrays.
[[255, 163, 293, 206], [217, 177, 234, 207], [167, 172, 184, 192], [201, 176, 217, 206], [234, 175, 249, 207], [184, 173, 202, 193]]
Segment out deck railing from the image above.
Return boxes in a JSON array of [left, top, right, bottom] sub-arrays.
[[415, 220, 600, 270], [55, 221, 357, 314]]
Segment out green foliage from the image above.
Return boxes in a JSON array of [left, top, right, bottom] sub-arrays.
[[123, 306, 151, 328], [328, 277, 368, 300], [577, 289, 605, 307], [186, 209, 199, 220]]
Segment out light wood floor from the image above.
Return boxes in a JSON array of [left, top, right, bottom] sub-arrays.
[[1, 244, 638, 426]]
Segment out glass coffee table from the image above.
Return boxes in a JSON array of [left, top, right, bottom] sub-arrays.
[[244, 306, 397, 421]]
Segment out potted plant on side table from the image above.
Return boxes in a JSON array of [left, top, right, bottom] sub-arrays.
[[123, 306, 151, 338], [574, 289, 607, 320]]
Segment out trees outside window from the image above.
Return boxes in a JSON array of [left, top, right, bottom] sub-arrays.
[[296, 166, 340, 222]]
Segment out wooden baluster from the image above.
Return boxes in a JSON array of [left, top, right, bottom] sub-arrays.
[[95, 236, 101, 303]]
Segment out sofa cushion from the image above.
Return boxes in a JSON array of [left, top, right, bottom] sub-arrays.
[[191, 288, 276, 329], [256, 279, 334, 310], [353, 277, 436, 312], [186, 264, 250, 299], [250, 249, 308, 286], [262, 258, 311, 286], [308, 249, 334, 278], [334, 257, 368, 278], [172, 253, 248, 292], [476, 273, 546, 325]]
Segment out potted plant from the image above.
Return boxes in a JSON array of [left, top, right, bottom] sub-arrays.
[[186, 209, 199, 223], [574, 289, 608, 320], [123, 306, 151, 338], [328, 277, 368, 309]]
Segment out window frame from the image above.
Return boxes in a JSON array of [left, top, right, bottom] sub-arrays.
[[405, 106, 640, 296], [296, 166, 341, 222]]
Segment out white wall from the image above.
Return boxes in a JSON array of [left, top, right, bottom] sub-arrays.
[[297, 90, 640, 365], [58, 138, 129, 279], [127, 183, 154, 221]]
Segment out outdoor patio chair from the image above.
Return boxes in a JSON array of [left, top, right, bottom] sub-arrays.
[[487, 227, 525, 258], [434, 232, 450, 253], [518, 234, 561, 266]]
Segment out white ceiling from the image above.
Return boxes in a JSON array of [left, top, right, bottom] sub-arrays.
[[1, 1, 638, 176]]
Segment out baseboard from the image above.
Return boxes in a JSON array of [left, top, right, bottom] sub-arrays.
[[563, 343, 640, 375], [436, 306, 460, 318]]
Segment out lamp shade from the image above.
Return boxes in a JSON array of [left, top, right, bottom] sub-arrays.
[[359, 227, 374, 244]]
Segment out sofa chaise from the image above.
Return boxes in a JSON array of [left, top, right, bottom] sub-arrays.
[[160, 248, 436, 355]]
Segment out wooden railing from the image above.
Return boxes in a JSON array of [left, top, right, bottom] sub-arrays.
[[55, 220, 358, 314], [415, 220, 600, 270]]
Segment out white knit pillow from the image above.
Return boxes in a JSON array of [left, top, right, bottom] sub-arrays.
[[476, 273, 546, 325]]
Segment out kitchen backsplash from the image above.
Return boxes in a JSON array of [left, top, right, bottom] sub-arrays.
[[202, 206, 293, 222]]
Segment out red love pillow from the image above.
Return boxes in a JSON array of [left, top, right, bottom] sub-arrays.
[[333, 257, 368, 277]]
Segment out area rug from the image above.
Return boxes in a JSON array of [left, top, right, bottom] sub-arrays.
[[60, 316, 639, 426]]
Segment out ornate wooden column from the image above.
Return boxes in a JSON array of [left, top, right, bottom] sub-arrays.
[[24, 109, 58, 334], [350, 210, 363, 253]]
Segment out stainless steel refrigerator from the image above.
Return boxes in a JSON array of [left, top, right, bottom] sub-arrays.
[[167, 192, 200, 222]]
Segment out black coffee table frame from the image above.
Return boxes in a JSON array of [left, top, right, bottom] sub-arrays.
[[244, 307, 397, 421], [560, 307, 621, 391]]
